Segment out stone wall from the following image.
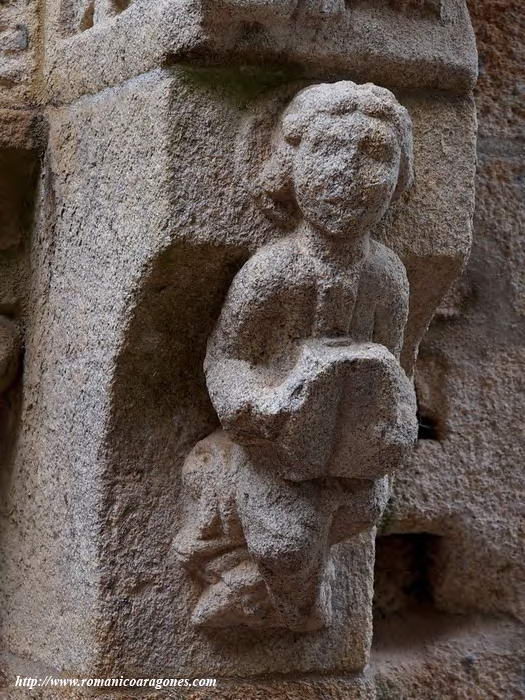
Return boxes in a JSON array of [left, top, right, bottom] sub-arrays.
[[372, 1, 525, 696]]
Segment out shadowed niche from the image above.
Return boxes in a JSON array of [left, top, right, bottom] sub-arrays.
[[108, 241, 247, 472], [0, 146, 39, 475], [373, 533, 442, 623], [100, 241, 247, 670]]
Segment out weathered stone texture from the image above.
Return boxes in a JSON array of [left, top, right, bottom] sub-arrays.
[[374, 615, 524, 700], [469, 0, 524, 140], [371, 0, 525, 695], [0, 70, 175, 674], [383, 0, 524, 619], [0, 0, 38, 110], [4, 0, 522, 697], [43, 0, 477, 105]]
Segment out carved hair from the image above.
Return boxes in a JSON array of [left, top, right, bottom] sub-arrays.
[[254, 81, 414, 229]]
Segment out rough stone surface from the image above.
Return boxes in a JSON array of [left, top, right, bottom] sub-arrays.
[[382, 0, 525, 623], [373, 613, 524, 700], [5, 0, 519, 696], [367, 0, 525, 696], [0, 0, 37, 110], [44, 0, 477, 104]]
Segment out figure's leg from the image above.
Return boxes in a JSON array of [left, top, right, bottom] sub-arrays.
[[174, 431, 285, 628], [237, 454, 336, 631]]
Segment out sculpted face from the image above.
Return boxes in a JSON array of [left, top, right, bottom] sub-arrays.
[[293, 111, 402, 238]]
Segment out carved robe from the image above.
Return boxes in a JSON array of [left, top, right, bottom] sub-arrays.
[[173, 234, 416, 630]]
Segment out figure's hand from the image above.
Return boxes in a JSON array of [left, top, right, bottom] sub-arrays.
[[223, 391, 293, 445]]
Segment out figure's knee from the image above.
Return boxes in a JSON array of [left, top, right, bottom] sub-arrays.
[[252, 530, 324, 577], [182, 429, 237, 496]]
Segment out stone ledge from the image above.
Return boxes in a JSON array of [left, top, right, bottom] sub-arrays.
[[43, 0, 477, 105]]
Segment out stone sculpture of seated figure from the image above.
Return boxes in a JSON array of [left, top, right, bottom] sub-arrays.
[[173, 81, 418, 632]]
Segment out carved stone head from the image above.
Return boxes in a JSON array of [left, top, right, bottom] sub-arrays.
[[256, 81, 414, 238]]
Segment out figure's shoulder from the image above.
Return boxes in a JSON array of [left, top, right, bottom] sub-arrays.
[[233, 237, 303, 292], [364, 240, 409, 296]]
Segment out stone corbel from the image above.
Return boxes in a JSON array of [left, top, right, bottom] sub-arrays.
[[173, 81, 419, 631]]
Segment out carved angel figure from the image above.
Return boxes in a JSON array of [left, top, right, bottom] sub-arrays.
[[174, 81, 418, 632]]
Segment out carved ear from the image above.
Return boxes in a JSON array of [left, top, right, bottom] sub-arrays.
[[252, 145, 299, 230]]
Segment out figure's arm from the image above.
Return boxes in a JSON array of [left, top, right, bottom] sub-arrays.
[[204, 252, 296, 443], [372, 247, 410, 360], [367, 247, 417, 474]]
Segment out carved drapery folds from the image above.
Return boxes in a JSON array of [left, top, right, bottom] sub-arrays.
[[173, 81, 418, 632]]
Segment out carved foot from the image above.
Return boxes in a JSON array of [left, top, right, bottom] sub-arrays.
[[192, 558, 332, 632], [191, 560, 283, 629]]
